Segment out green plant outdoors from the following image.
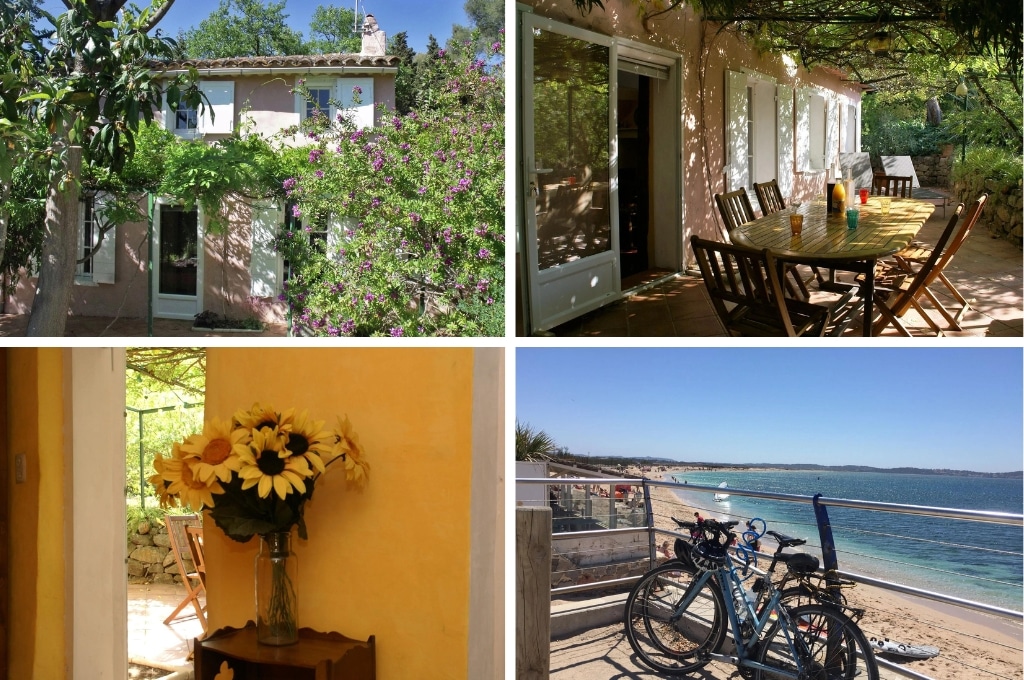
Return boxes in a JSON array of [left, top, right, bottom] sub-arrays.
[[125, 348, 206, 543]]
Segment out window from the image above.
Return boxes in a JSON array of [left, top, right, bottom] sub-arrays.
[[282, 202, 328, 283], [175, 98, 198, 131], [76, 195, 116, 284], [305, 88, 332, 120]]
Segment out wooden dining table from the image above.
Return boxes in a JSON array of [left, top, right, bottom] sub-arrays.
[[729, 196, 936, 336]]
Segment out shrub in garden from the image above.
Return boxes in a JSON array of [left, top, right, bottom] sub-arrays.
[[276, 33, 505, 337]]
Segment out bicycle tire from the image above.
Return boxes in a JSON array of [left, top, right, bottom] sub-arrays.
[[624, 563, 728, 675], [754, 603, 879, 680]]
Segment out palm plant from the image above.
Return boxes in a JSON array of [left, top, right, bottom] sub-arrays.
[[515, 421, 557, 461]]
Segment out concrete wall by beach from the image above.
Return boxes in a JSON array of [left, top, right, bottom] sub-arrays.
[[522, 0, 863, 248], [202, 348, 503, 679]]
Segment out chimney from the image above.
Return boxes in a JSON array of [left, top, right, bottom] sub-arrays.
[[360, 14, 386, 56]]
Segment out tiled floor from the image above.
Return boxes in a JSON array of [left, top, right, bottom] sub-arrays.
[[547, 212, 1022, 337], [128, 582, 205, 671]]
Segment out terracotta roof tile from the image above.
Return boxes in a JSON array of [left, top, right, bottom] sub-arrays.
[[154, 54, 400, 70]]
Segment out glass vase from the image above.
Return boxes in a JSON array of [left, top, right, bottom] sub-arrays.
[[255, 531, 298, 645]]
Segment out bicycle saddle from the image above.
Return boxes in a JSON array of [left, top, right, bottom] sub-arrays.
[[765, 530, 806, 548]]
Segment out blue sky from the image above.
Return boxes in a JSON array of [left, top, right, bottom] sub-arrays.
[[516, 348, 1023, 473], [36, 0, 469, 53]]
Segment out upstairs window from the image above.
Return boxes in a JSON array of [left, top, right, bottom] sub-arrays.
[[305, 88, 332, 120]]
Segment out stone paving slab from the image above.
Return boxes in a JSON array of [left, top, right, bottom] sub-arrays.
[[0, 314, 288, 337]]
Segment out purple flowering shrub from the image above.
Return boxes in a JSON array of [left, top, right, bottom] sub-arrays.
[[276, 33, 504, 337]]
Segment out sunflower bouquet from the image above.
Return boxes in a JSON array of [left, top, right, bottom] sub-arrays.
[[149, 403, 370, 543]]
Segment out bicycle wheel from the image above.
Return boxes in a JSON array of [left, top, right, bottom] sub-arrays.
[[624, 562, 727, 675], [755, 603, 879, 680]]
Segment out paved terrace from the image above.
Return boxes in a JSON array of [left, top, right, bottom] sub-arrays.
[[548, 209, 1022, 337], [0, 315, 287, 337]]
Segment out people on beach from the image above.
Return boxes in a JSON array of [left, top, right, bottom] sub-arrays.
[[659, 540, 672, 559]]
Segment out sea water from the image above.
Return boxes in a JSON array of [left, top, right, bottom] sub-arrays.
[[669, 469, 1023, 610]]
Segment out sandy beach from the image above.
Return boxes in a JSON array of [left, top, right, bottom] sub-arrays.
[[638, 466, 1023, 680]]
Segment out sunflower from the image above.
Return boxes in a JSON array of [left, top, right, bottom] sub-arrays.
[[334, 415, 370, 487], [147, 455, 179, 509], [234, 403, 296, 435], [179, 416, 248, 483], [161, 442, 225, 510], [238, 426, 314, 500], [283, 409, 335, 474]]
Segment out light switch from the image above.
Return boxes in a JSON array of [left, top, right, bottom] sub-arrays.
[[14, 453, 26, 483]]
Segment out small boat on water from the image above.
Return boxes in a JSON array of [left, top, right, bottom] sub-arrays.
[[713, 482, 730, 502]]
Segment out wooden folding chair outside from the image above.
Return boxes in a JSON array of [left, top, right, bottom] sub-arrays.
[[714, 187, 809, 300], [872, 175, 913, 198], [889, 194, 988, 330], [869, 203, 965, 336], [164, 514, 207, 633], [690, 235, 831, 337]]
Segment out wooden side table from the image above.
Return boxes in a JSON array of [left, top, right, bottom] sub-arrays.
[[194, 622, 375, 680]]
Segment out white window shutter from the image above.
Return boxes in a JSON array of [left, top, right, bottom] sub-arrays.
[[795, 88, 811, 172], [326, 215, 358, 263], [776, 85, 794, 200], [91, 193, 116, 284], [250, 203, 281, 297], [337, 77, 375, 129], [198, 80, 234, 134], [824, 94, 838, 172], [724, 70, 748, 192]]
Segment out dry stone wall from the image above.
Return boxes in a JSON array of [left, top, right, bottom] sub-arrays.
[[127, 520, 193, 584], [955, 178, 1024, 248]]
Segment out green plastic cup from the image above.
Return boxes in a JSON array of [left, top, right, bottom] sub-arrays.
[[846, 209, 859, 229]]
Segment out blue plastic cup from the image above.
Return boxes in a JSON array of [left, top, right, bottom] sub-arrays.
[[846, 209, 859, 229]]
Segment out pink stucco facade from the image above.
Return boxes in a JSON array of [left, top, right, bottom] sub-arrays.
[[4, 60, 397, 324]]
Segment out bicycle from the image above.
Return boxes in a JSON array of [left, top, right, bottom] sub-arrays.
[[626, 518, 878, 679]]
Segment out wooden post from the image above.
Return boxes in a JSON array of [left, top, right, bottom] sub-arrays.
[[516, 507, 551, 680]]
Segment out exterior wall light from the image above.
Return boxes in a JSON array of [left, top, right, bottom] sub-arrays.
[[867, 32, 892, 55]]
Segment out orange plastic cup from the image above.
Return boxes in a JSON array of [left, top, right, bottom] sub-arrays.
[[789, 213, 803, 235]]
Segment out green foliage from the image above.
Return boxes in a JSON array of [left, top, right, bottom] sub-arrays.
[[951, 146, 1024, 186], [861, 96, 953, 156], [516, 421, 557, 461], [305, 4, 361, 54], [450, 0, 503, 56], [277, 34, 505, 336], [179, 0, 304, 58], [390, 32, 417, 115]]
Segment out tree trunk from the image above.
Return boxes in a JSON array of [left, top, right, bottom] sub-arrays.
[[26, 143, 81, 337]]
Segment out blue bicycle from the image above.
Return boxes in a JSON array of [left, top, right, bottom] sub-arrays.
[[625, 518, 878, 679]]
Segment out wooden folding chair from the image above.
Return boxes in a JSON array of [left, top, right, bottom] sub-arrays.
[[872, 175, 913, 198], [164, 514, 207, 633], [887, 194, 988, 331], [869, 203, 965, 336], [714, 187, 809, 300], [690, 235, 832, 337]]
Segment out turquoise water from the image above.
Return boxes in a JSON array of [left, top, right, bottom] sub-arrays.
[[669, 470, 1023, 610]]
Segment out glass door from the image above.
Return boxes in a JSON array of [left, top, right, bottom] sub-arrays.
[[154, 204, 203, 319], [522, 15, 619, 332]]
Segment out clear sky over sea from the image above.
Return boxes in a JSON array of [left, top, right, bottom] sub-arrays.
[[516, 348, 1023, 473], [36, 0, 468, 53]]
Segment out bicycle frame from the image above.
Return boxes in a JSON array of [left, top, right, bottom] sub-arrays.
[[670, 557, 806, 680]]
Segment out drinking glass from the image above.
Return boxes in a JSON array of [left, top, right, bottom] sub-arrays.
[[789, 213, 803, 235], [846, 209, 859, 229], [880, 197, 891, 215]]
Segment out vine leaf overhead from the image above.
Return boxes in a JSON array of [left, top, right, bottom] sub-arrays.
[[571, 0, 1021, 83]]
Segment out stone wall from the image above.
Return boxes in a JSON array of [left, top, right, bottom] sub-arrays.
[[127, 519, 193, 585], [910, 153, 953, 188], [954, 178, 1024, 248]]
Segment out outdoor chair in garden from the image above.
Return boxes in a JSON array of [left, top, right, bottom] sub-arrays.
[[872, 175, 913, 198], [715, 187, 809, 300], [865, 203, 965, 336], [882, 194, 987, 331], [164, 514, 207, 633], [690, 235, 831, 337], [186, 525, 207, 590]]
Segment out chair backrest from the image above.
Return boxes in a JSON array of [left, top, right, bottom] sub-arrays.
[[714, 187, 756, 239], [929, 193, 987, 277], [872, 175, 913, 198], [888, 203, 965, 317], [186, 525, 206, 587], [753, 180, 786, 216], [690, 235, 812, 336], [165, 514, 201, 577]]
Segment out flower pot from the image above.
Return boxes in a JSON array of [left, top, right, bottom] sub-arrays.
[[255, 531, 298, 645]]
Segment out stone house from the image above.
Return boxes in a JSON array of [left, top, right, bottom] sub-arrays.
[[4, 18, 398, 325]]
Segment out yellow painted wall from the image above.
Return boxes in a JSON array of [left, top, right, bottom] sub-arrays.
[[204, 348, 477, 679], [7, 348, 67, 679]]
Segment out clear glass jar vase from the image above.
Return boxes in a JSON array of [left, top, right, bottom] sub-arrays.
[[255, 531, 298, 645]]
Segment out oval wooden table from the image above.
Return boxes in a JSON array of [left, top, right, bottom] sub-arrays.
[[730, 197, 936, 336]]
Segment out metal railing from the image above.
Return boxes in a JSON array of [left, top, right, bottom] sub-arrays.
[[518, 474, 1024, 680]]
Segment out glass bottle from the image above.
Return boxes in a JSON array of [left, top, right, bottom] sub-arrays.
[[832, 179, 846, 214]]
